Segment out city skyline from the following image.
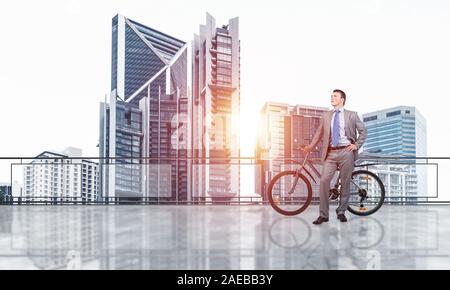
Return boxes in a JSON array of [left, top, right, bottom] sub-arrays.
[[1, 0, 449, 161], [0, 1, 450, 199], [1, 1, 450, 272]]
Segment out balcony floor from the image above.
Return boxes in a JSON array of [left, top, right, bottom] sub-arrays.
[[0, 204, 449, 270]]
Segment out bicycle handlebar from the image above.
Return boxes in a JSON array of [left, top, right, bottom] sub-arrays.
[[292, 146, 311, 166]]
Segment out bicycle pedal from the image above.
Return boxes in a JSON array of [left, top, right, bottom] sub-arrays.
[[329, 188, 339, 200]]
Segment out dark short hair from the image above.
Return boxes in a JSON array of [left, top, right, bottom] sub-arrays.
[[333, 89, 346, 105]]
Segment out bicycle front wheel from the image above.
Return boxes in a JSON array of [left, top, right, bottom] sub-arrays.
[[268, 171, 312, 216], [347, 170, 385, 216]]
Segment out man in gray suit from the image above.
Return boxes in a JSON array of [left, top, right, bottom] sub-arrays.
[[304, 89, 367, 224]]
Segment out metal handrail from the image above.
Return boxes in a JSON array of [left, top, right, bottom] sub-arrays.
[[1, 155, 449, 205]]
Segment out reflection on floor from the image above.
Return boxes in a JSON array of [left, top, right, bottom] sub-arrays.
[[0, 205, 449, 269]]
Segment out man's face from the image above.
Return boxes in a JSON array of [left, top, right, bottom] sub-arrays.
[[331, 92, 344, 107]]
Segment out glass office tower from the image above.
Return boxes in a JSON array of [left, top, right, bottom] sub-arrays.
[[100, 14, 189, 202], [362, 106, 428, 201]]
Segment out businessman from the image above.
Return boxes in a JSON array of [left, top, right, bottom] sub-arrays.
[[304, 89, 367, 224]]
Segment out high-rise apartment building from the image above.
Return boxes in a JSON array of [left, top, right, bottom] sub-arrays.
[[191, 13, 240, 201], [21, 148, 98, 203]]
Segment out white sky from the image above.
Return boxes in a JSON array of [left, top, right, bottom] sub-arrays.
[[1, 0, 450, 191]]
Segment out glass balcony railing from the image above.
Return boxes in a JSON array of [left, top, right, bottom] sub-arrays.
[[0, 155, 447, 205]]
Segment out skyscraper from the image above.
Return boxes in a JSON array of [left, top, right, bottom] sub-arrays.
[[362, 106, 426, 157], [255, 102, 328, 200], [100, 14, 189, 202], [191, 13, 240, 202], [362, 106, 427, 200]]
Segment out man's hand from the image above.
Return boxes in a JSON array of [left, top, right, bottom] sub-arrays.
[[346, 144, 358, 152], [302, 145, 314, 152]]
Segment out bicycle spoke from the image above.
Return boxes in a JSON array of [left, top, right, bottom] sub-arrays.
[[348, 170, 385, 216]]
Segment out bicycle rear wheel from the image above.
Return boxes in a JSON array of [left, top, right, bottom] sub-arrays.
[[347, 170, 385, 216], [268, 171, 312, 216]]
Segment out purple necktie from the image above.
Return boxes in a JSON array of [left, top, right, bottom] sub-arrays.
[[332, 111, 340, 146]]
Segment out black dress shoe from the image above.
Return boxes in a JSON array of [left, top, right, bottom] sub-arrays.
[[312, 216, 329, 225], [337, 214, 347, 222]]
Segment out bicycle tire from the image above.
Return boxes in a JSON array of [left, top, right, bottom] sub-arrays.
[[348, 216, 385, 249], [347, 170, 385, 216], [268, 217, 312, 249], [268, 171, 313, 216]]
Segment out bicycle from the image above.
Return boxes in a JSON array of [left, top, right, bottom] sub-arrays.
[[268, 147, 385, 216]]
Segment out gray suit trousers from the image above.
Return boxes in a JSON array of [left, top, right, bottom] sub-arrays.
[[319, 149, 355, 218]]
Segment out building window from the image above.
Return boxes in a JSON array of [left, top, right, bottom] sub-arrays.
[[217, 35, 231, 44], [217, 54, 231, 62], [217, 46, 231, 54], [386, 110, 401, 117], [363, 116, 377, 122]]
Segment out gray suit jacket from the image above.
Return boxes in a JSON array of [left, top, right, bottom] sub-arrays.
[[310, 109, 367, 161]]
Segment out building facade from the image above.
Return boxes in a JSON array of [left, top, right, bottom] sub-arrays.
[[191, 13, 240, 202], [21, 148, 99, 203], [100, 14, 189, 202], [362, 106, 428, 200], [255, 102, 328, 200], [0, 183, 12, 204]]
